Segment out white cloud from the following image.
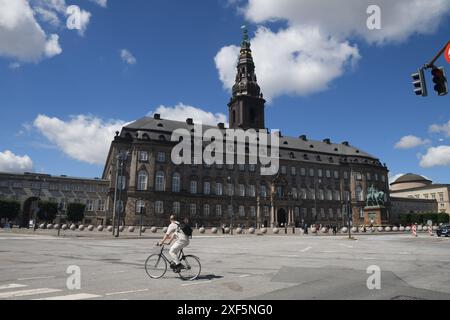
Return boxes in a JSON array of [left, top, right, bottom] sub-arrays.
[[90, 0, 107, 7], [0, 150, 34, 173], [66, 5, 91, 36], [9, 62, 21, 70], [420, 145, 450, 168], [242, 0, 450, 44], [149, 103, 227, 126], [34, 6, 61, 26], [120, 49, 137, 65], [430, 120, 450, 137], [217, 0, 450, 101], [215, 26, 360, 101], [394, 135, 430, 149], [0, 0, 62, 62], [33, 114, 126, 165]]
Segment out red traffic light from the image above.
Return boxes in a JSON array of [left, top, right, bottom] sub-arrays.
[[432, 68, 444, 78]]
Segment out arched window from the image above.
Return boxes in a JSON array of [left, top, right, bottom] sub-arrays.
[[326, 189, 333, 201], [137, 170, 148, 191], [155, 171, 165, 191], [172, 173, 180, 193]]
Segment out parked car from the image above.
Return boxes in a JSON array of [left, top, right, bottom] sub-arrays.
[[436, 224, 450, 237]]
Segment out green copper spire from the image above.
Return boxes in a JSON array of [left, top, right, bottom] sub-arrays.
[[241, 25, 250, 48]]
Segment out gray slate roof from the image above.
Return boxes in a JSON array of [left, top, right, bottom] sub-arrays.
[[124, 116, 379, 161]]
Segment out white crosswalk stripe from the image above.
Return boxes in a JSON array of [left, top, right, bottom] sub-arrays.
[[34, 293, 101, 300], [0, 284, 27, 290], [0, 288, 62, 299]]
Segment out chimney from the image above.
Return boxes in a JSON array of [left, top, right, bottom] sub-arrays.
[[218, 123, 225, 129], [299, 135, 307, 141], [342, 141, 349, 146], [323, 138, 331, 144], [153, 113, 161, 120], [186, 118, 194, 125]]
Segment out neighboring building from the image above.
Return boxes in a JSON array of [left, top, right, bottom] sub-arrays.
[[390, 197, 438, 224], [390, 173, 450, 215], [102, 29, 391, 228], [0, 172, 109, 227]]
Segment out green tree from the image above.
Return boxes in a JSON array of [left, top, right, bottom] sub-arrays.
[[67, 203, 86, 223], [0, 200, 20, 221], [37, 201, 58, 223], [437, 213, 450, 224]]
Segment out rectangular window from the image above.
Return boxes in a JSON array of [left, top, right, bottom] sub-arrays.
[[260, 185, 267, 197], [216, 205, 222, 216], [329, 208, 333, 218], [438, 193, 444, 202], [139, 151, 148, 161], [300, 168, 306, 176], [190, 204, 196, 216], [239, 164, 245, 172], [334, 171, 339, 179], [344, 171, 348, 180], [157, 152, 165, 162], [155, 201, 164, 214], [173, 202, 180, 215], [86, 199, 94, 212], [291, 167, 297, 176], [97, 199, 105, 211], [203, 182, 210, 195], [312, 208, 317, 217], [215, 183, 223, 196], [309, 168, 315, 177], [190, 181, 197, 194], [424, 194, 429, 199], [248, 185, 256, 197], [239, 184, 245, 197], [250, 206, 256, 217], [359, 207, 364, 218], [281, 166, 287, 175], [431, 193, 436, 200], [320, 208, 325, 218], [292, 188, 298, 199], [203, 204, 210, 216], [117, 176, 126, 190], [249, 164, 256, 172], [367, 173, 371, 181], [263, 206, 269, 217], [337, 208, 342, 218], [374, 173, 378, 181], [318, 169, 323, 178], [381, 175, 386, 183], [355, 172, 362, 180], [239, 206, 245, 216], [326, 170, 331, 178]]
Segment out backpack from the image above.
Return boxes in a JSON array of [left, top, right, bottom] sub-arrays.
[[176, 222, 193, 238]]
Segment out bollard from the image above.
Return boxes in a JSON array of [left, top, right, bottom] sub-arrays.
[[128, 226, 135, 232], [211, 227, 218, 234], [70, 224, 76, 231], [224, 227, 230, 234], [260, 228, 267, 234], [140, 227, 146, 233], [199, 227, 206, 234], [78, 225, 85, 231], [97, 225, 104, 231], [88, 225, 94, 231], [248, 227, 255, 234], [150, 227, 157, 233], [236, 228, 242, 234], [106, 226, 113, 232]]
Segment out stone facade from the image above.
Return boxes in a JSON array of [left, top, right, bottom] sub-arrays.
[[0, 172, 109, 226]]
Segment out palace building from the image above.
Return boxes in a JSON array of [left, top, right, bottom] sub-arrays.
[[102, 30, 391, 228]]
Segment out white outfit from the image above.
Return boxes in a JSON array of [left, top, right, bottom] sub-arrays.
[[167, 221, 189, 264]]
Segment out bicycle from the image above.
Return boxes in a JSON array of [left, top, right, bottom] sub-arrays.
[[145, 243, 201, 281]]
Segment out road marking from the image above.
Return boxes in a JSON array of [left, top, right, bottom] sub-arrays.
[[0, 288, 62, 299], [321, 251, 339, 253], [280, 254, 300, 258], [17, 276, 56, 281], [181, 280, 214, 287], [362, 257, 376, 260], [338, 244, 354, 248], [35, 293, 101, 300], [239, 274, 250, 278], [105, 289, 149, 296], [0, 284, 27, 290], [300, 247, 312, 252], [111, 270, 126, 274], [439, 260, 450, 262]]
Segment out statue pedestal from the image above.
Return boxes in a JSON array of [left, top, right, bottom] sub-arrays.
[[364, 206, 388, 225]]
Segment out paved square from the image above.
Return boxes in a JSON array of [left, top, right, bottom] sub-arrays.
[[0, 231, 449, 300]]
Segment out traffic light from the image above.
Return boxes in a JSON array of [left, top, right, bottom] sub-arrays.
[[431, 66, 448, 96], [411, 69, 427, 97]]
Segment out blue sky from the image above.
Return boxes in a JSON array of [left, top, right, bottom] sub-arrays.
[[0, 0, 450, 183]]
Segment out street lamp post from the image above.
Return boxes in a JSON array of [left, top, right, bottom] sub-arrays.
[[227, 176, 233, 235], [114, 151, 129, 238], [139, 198, 144, 237]]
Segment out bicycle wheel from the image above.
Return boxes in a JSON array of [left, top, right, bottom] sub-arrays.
[[178, 255, 201, 281], [145, 254, 167, 279]]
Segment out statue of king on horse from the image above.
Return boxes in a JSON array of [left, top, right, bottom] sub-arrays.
[[366, 185, 385, 207]]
